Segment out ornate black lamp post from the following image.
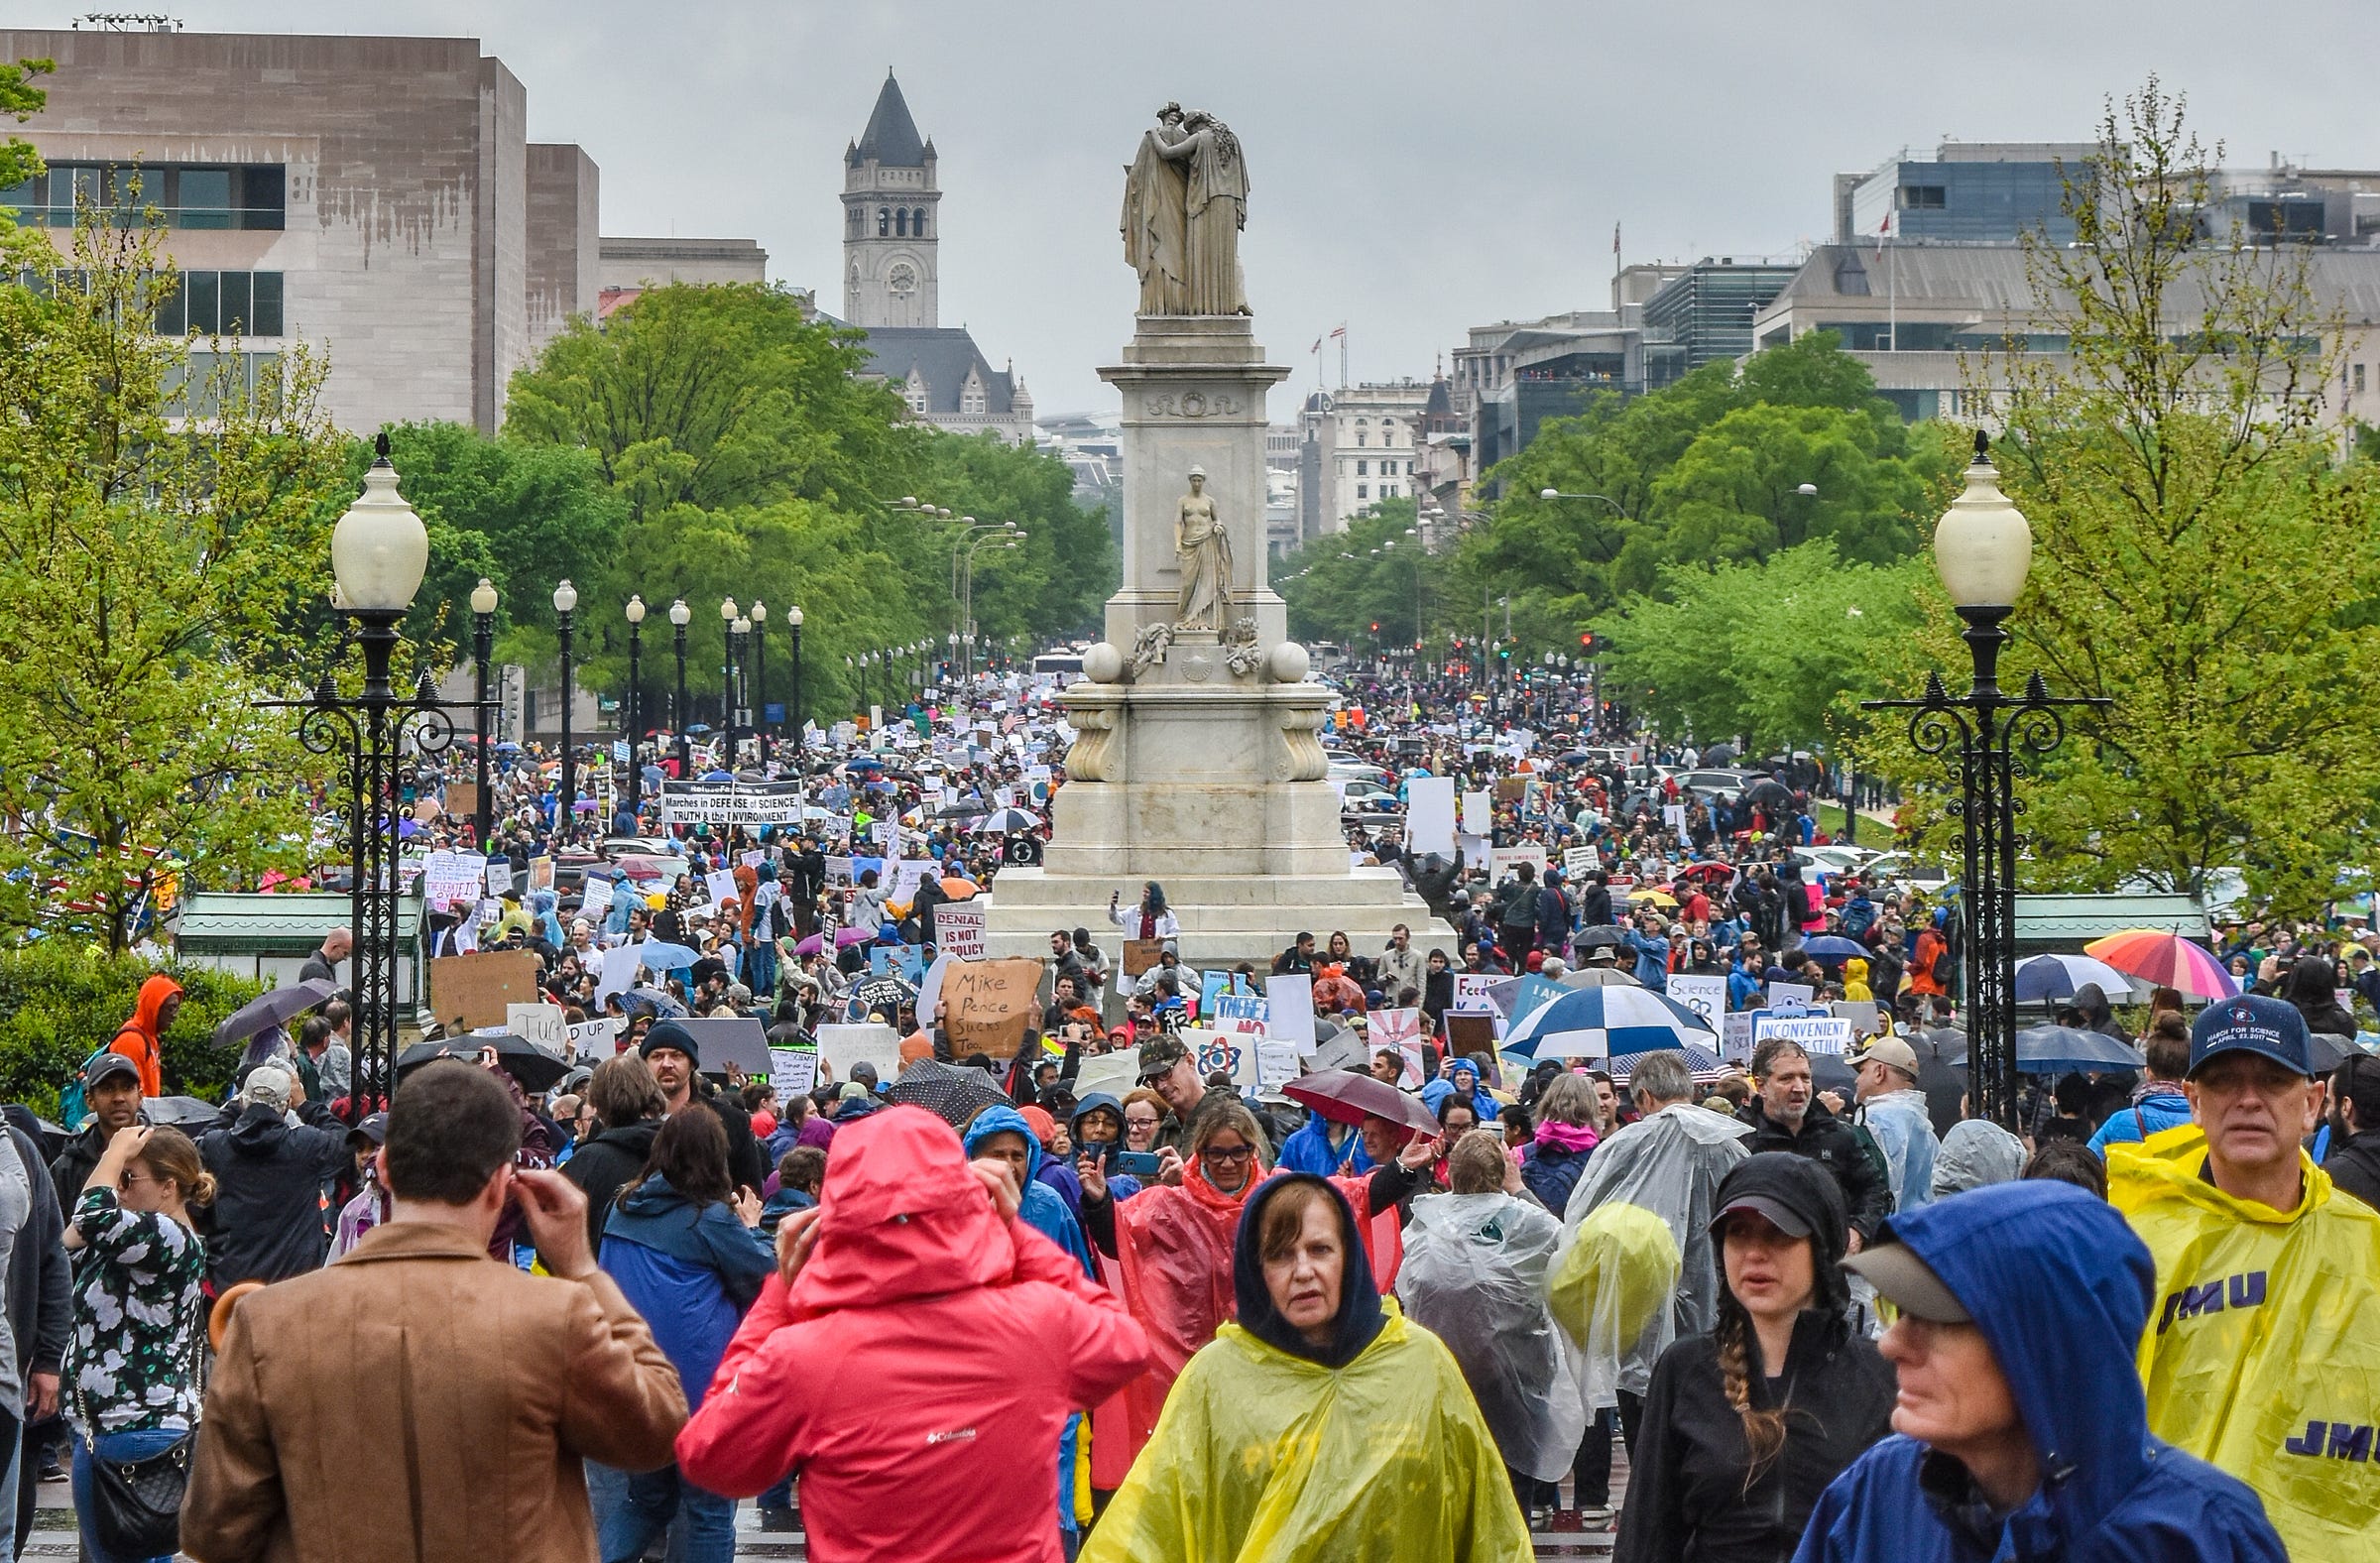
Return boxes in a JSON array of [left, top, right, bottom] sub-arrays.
[[624, 593, 646, 782], [271, 436, 473, 1118], [788, 604, 804, 760], [669, 597, 691, 777], [1862, 433, 2106, 1130], [468, 576, 497, 850], [553, 579, 578, 846], [720, 596, 742, 768], [749, 599, 770, 768]]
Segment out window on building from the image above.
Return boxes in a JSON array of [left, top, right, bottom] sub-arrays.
[[3, 162, 286, 230], [1899, 184, 1947, 209], [894, 208, 907, 236], [1356, 431, 1366, 447], [2357, 363, 2368, 394], [1356, 459, 1368, 476], [879, 207, 891, 236], [151, 270, 286, 337], [912, 207, 927, 237], [1357, 484, 1368, 499], [849, 207, 863, 235]]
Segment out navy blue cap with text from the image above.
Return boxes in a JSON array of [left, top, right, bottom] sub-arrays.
[[2188, 993, 2313, 1079]]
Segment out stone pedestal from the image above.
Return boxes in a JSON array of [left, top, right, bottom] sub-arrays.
[[982, 313, 1454, 965]]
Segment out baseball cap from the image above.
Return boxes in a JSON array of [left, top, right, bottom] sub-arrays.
[[82, 1052, 140, 1091], [1709, 1190, 1813, 1239], [241, 1065, 296, 1112], [1842, 1239, 1971, 1323], [1136, 1033, 1189, 1083], [1851, 1036, 1920, 1076], [346, 1111, 390, 1147], [2188, 994, 2315, 1080]]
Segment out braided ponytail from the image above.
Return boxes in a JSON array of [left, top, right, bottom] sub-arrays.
[[1715, 1302, 1789, 1487]]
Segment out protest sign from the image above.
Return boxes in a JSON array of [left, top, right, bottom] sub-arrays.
[[1123, 938, 1167, 978], [483, 860, 515, 897], [933, 903, 988, 961], [825, 857, 855, 887], [675, 1017, 772, 1079], [658, 779, 806, 826], [1451, 974, 1502, 1015], [769, 1045, 820, 1100], [596, 942, 644, 1006], [1393, 1040, 1431, 1088], [1722, 1011, 1756, 1064], [740, 850, 766, 870], [1752, 1013, 1855, 1054], [888, 857, 934, 908], [1832, 1001, 1883, 1038], [1490, 844, 1547, 883], [1563, 845, 1602, 879], [578, 875, 615, 919], [1493, 777, 1527, 803], [1665, 974, 1726, 1033], [1266, 975, 1318, 1052], [427, 951, 541, 1030], [1662, 803, 1688, 831], [1369, 1008, 1422, 1051], [421, 850, 482, 911], [529, 857, 554, 893], [1404, 776, 1457, 858], [1445, 1012, 1500, 1057], [445, 781, 479, 822], [942, 957, 1042, 1058], [869, 943, 927, 983], [504, 1003, 569, 1055], [1178, 1027, 1258, 1089], [816, 1022, 902, 1083], [1460, 790, 1491, 836], [704, 871, 739, 908], [1255, 1038, 1301, 1093], [1211, 993, 1268, 1036], [1074, 1047, 1140, 1103], [1765, 981, 1817, 1013], [567, 1018, 622, 1060]]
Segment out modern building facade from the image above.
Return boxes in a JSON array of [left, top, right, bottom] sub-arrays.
[[1834, 142, 2096, 248], [0, 26, 601, 434], [1640, 257, 1801, 386]]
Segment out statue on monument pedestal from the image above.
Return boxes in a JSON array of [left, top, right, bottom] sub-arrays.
[[1173, 466, 1233, 631], [1122, 104, 1249, 317]]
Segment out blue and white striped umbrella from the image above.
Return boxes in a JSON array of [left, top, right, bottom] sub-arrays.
[[1610, 1043, 1729, 1083], [1505, 984, 1717, 1061]]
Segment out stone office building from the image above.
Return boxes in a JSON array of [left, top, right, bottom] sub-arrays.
[[0, 27, 604, 434]]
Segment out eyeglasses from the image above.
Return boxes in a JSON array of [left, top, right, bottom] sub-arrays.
[[1201, 1142, 1255, 1162], [1124, 1115, 1160, 1129]]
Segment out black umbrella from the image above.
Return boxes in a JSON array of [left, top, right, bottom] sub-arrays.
[[1576, 924, 1632, 949], [845, 974, 917, 1022], [395, 1034, 569, 1094], [885, 1059, 1008, 1129], [213, 978, 337, 1048], [146, 1095, 229, 1130]]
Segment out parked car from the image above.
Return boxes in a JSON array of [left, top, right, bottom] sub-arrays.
[[1857, 851, 1953, 892], [1670, 768, 1762, 796]]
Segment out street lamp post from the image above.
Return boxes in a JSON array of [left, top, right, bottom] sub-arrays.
[[553, 579, 577, 846], [787, 605, 804, 758], [270, 435, 469, 1118], [624, 594, 646, 780], [669, 598, 692, 778], [1862, 433, 2104, 1131], [719, 597, 741, 770], [469, 576, 496, 850], [749, 600, 770, 768]]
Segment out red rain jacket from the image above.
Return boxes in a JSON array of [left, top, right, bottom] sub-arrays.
[[675, 1106, 1147, 1563]]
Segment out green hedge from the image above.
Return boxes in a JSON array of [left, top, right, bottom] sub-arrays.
[[0, 945, 260, 1119]]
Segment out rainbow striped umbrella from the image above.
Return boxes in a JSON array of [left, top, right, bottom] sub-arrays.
[[2082, 929, 2237, 1000]]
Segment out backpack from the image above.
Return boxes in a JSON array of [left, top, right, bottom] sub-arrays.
[[1500, 886, 1540, 932]]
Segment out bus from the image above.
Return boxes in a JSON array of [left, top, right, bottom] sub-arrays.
[[1031, 651, 1085, 679]]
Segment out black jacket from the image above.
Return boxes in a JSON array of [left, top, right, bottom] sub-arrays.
[[2326, 1128, 2380, 1214], [1577, 883, 1615, 930], [195, 1102, 351, 1288], [5, 1128, 69, 1383], [1616, 1151, 1896, 1563], [695, 1083, 768, 1193], [1735, 1099, 1893, 1243], [562, 1117, 661, 1254], [48, 1123, 112, 1221]]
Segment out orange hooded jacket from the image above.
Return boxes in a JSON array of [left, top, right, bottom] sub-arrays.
[[110, 973, 182, 1097]]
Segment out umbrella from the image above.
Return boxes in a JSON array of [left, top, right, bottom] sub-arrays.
[[1948, 1025, 2146, 1074], [836, 925, 874, 948], [886, 1058, 1009, 1129], [2083, 929, 2237, 1000], [1505, 985, 1716, 1061], [395, 1033, 570, 1093], [972, 807, 1039, 834], [846, 974, 916, 1020], [1608, 1043, 1727, 1083], [146, 1095, 228, 1130], [938, 876, 979, 899], [1630, 889, 1679, 908], [2015, 953, 2137, 1004], [933, 801, 990, 820], [213, 978, 337, 1047], [623, 987, 688, 1019], [1675, 862, 1734, 884], [1799, 935, 1870, 961], [1556, 967, 1641, 989], [1575, 924, 1632, 949], [638, 940, 701, 972], [1282, 1070, 1441, 1137]]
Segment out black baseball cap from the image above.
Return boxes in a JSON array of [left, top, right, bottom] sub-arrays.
[[1709, 1191, 1813, 1240], [83, 1052, 139, 1091]]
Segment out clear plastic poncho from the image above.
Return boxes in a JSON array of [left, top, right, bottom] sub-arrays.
[[1551, 1104, 1750, 1404], [1395, 1191, 1588, 1482]]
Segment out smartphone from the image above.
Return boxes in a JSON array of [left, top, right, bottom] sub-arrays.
[[1113, 1151, 1163, 1178]]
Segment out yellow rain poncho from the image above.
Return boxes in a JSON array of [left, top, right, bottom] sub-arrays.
[[2108, 1124, 2380, 1562], [1081, 1303, 1532, 1563]]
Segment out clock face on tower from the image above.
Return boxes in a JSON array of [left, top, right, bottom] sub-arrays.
[[888, 263, 917, 296]]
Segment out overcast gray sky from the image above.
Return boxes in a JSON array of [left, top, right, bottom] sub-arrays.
[[92, 1, 2380, 412]]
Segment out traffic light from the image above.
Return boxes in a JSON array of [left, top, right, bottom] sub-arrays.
[[1580, 631, 1596, 651], [1369, 621, 1379, 634]]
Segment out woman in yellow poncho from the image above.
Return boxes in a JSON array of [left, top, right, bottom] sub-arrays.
[[1083, 1173, 1532, 1563]]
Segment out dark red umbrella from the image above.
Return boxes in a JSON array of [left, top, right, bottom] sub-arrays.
[[1283, 1069, 1440, 1137]]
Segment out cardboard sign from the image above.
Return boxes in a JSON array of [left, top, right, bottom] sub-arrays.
[[505, 1003, 569, 1054], [567, 1018, 622, 1060], [1665, 974, 1726, 1032], [769, 1044, 820, 1100], [942, 957, 1043, 1059], [1753, 1013, 1855, 1055], [529, 856, 555, 893], [445, 781, 479, 822], [815, 1022, 902, 1083], [934, 903, 987, 961], [1123, 938, 1167, 978], [673, 1017, 773, 1079], [1493, 777, 1527, 803], [1445, 1012, 1500, 1057], [427, 951, 542, 1030]]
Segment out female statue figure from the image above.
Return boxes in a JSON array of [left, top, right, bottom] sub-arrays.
[[1174, 467, 1232, 631]]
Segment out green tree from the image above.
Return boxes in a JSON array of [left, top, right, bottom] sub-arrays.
[[1869, 78, 2380, 914], [0, 55, 50, 226], [908, 430, 1118, 642], [0, 215, 349, 948], [505, 283, 917, 523], [1277, 500, 1425, 648]]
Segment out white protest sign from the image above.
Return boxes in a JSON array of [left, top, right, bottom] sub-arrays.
[[578, 875, 615, 919], [422, 850, 483, 910], [1765, 981, 1817, 1013], [1665, 974, 1726, 1033], [1211, 994, 1269, 1035], [740, 850, 766, 870], [1722, 1011, 1756, 1064], [1404, 776, 1458, 859], [704, 870, 739, 908], [1369, 1008, 1422, 1051], [1074, 1046, 1139, 1102], [815, 1022, 902, 1083], [596, 942, 645, 1005], [483, 860, 515, 897], [1832, 1001, 1883, 1038], [1255, 1038, 1302, 1093], [1452, 974, 1502, 1014], [769, 1045, 820, 1100], [1177, 1027, 1258, 1089], [474, 898, 502, 927], [1563, 845, 1602, 879], [1490, 844, 1548, 883], [934, 903, 988, 961], [1663, 803, 1688, 831], [888, 857, 934, 907], [1461, 790, 1492, 836], [505, 1003, 569, 1054], [1265, 975, 1317, 1053], [1753, 1013, 1855, 1054], [567, 1018, 623, 1060]]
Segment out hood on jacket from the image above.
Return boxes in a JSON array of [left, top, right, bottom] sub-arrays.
[[1933, 1119, 2026, 1197], [1231, 1174, 1383, 1370], [127, 973, 182, 1040], [1878, 1179, 2156, 1534], [963, 1103, 1043, 1183], [1711, 1151, 1851, 1314], [225, 1101, 296, 1155], [792, 1105, 1014, 1314], [1070, 1092, 1126, 1140], [617, 1172, 698, 1221], [588, 1117, 662, 1162]]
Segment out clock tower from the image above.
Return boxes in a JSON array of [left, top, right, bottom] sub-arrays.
[[842, 70, 938, 328]]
